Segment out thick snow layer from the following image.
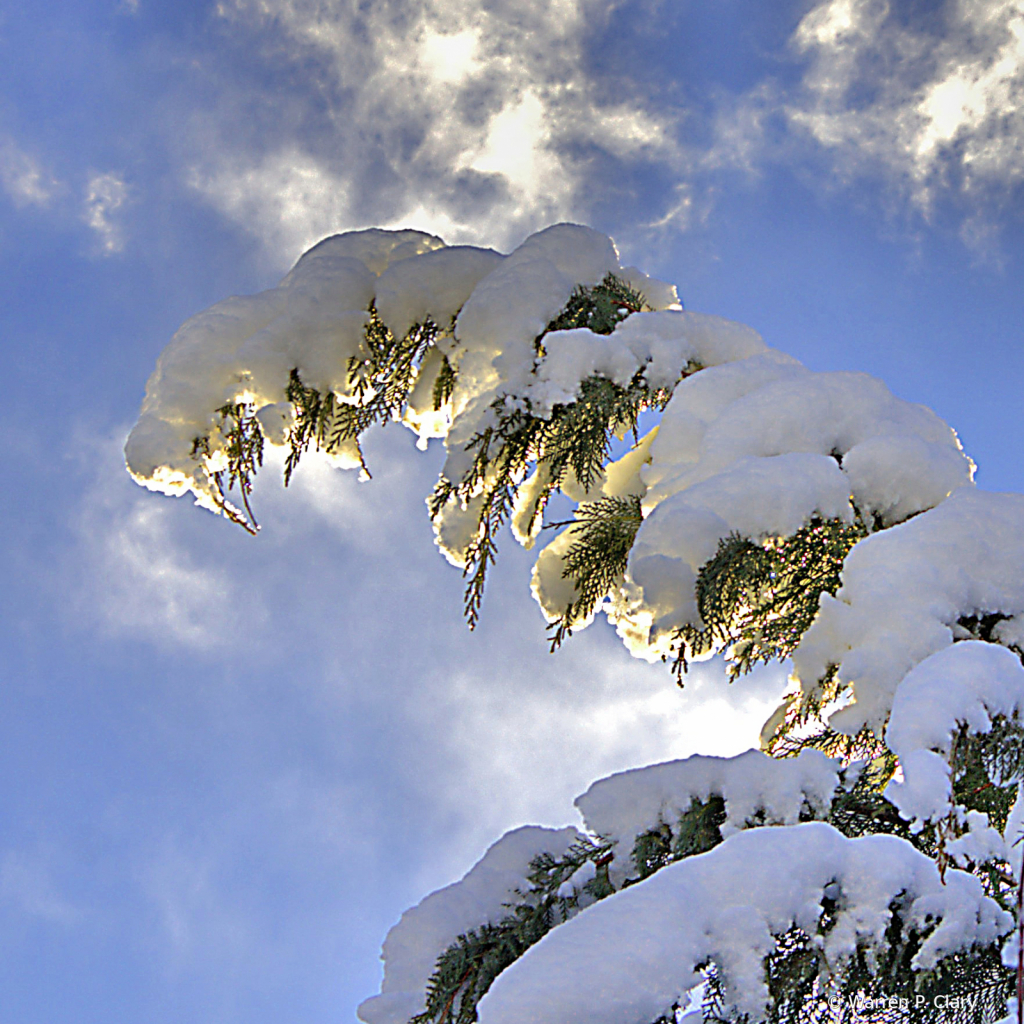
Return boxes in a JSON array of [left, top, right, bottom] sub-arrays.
[[374, 245, 504, 342], [521, 311, 766, 418], [357, 825, 581, 1024], [575, 749, 839, 860], [884, 641, 1024, 826], [945, 809, 1010, 870], [607, 368, 973, 659], [524, 335, 973, 656], [125, 227, 459, 511], [793, 490, 1024, 734], [639, 363, 971, 517], [128, 222, 979, 683], [475, 823, 1010, 1024]]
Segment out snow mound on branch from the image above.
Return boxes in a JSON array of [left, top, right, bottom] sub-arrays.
[[529, 349, 974, 659], [575, 749, 839, 862], [475, 823, 1011, 1024], [357, 825, 581, 1024], [884, 641, 1024, 827], [639, 360, 972, 521], [793, 490, 1024, 735], [125, 227, 471, 511], [521, 311, 766, 419], [437, 224, 682, 485], [374, 245, 505, 342], [124, 223, 683, 519]]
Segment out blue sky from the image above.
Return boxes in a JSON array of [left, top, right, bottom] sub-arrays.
[[1, 0, 1023, 1021]]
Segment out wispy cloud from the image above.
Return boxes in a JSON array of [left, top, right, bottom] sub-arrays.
[[73, 432, 261, 650], [0, 848, 82, 926], [189, 149, 352, 263], [410, 638, 787, 884], [0, 136, 57, 208], [193, 0, 680, 263], [84, 172, 129, 254], [783, 0, 1024, 240]]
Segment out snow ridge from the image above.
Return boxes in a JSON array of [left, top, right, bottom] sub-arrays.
[[476, 823, 1010, 1024]]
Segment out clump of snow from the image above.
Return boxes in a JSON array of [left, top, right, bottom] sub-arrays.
[[793, 491, 1024, 735], [475, 823, 1010, 1024], [520, 310, 766, 419], [575, 749, 840, 870], [945, 809, 1010, 870], [128, 221, 986, 708], [374, 245, 505, 343], [884, 641, 1024, 827], [125, 227, 462, 512], [529, 353, 974, 660], [357, 825, 581, 1024]]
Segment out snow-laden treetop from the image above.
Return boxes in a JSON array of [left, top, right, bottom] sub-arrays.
[[128, 224, 1024, 1022]]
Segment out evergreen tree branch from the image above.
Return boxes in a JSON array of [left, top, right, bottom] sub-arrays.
[[427, 273, 692, 629], [547, 494, 644, 650], [673, 516, 869, 683]]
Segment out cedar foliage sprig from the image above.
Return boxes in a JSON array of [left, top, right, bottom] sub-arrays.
[[432, 353, 457, 411], [547, 494, 644, 650], [409, 837, 614, 1024], [673, 516, 869, 683], [539, 271, 646, 340], [285, 309, 452, 484], [190, 402, 265, 534], [196, 308, 456, 519], [428, 274, 687, 629]]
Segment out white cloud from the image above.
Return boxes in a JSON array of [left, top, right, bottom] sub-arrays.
[[411, 640, 787, 883], [457, 88, 569, 219], [417, 25, 482, 86], [193, 0, 682, 262], [190, 149, 352, 264], [785, 0, 1024, 229], [74, 432, 262, 650], [99, 407, 779, 893], [0, 136, 56, 208], [84, 172, 129, 254]]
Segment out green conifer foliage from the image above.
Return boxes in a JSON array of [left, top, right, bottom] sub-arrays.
[[547, 494, 645, 648], [284, 310, 449, 483], [427, 273, 682, 628], [674, 517, 868, 683], [190, 402, 265, 534]]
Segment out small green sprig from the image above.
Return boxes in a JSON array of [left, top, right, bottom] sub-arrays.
[[674, 516, 869, 682], [547, 494, 644, 650]]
